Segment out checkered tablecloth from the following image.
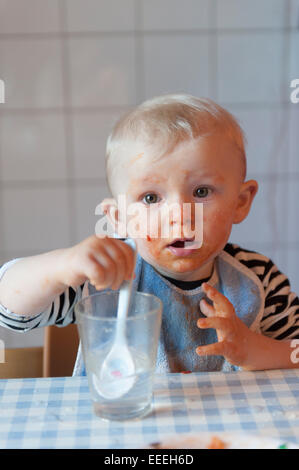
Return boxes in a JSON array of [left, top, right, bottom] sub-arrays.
[[0, 369, 299, 449]]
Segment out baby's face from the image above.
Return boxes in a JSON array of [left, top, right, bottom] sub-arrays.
[[112, 134, 249, 281]]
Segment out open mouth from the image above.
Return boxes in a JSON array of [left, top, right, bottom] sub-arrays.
[[166, 237, 202, 255], [167, 237, 194, 248]]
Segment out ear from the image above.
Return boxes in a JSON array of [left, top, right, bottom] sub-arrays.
[[100, 197, 128, 237], [233, 179, 259, 224]]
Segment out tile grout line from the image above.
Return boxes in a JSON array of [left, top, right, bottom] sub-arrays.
[[59, 0, 77, 246], [134, 0, 145, 104], [0, 102, 295, 115], [2, 173, 299, 189], [209, 0, 218, 100], [0, 27, 297, 40], [0, 105, 133, 114], [0, 106, 6, 260], [0, 178, 108, 189], [261, 1, 292, 266], [281, 0, 292, 270]]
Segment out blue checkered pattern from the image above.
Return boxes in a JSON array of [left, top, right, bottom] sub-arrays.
[[0, 369, 299, 448]]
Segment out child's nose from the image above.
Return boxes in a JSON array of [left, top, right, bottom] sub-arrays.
[[164, 199, 196, 230], [167, 193, 193, 208]]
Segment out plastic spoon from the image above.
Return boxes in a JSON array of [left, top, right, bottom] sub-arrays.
[[93, 245, 136, 400]]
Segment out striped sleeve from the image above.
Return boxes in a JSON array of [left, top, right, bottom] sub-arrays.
[[0, 260, 86, 332], [224, 243, 299, 340]]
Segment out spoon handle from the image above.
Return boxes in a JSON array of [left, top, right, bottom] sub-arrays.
[[115, 242, 136, 343], [114, 281, 131, 343]]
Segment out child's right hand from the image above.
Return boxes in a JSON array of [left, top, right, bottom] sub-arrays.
[[58, 235, 135, 291]]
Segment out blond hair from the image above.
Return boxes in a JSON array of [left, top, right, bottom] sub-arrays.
[[106, 94, 247, 194]]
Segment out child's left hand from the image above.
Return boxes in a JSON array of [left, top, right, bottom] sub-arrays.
[[196, 282, 251, 367]]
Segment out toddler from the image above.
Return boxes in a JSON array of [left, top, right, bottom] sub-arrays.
[[0, 94, 298, 374]]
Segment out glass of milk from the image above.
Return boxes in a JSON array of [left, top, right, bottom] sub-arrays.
[[75, 291, 162, 421]]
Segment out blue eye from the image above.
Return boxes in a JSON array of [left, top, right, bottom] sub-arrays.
[[194, 187, 210, 198], [143, 193, 159, 204]]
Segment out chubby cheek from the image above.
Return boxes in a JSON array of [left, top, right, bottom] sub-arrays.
[[133, 204, 235, 273], [135, 236, 161, 261], [203, 206, 234, 246]]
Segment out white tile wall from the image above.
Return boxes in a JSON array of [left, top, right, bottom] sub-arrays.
[[0, 0, 61, 34], [290, 32, 299, 79], [227, 106, 289, 176], [2, 186, 70, 252], [217, 33, 285, 104], [216, 0, 286, 29], [71, 110, 122, 179], [0, 39, 64, 108], [288, 181, 299, 244], [141, 0, 211, 31], [289, 106, 299, 172], [290, 0, 299, 28], [0, 113, 67, 181], [230, 179, 288, 246], [0, 0, 298, 349], [143, 34, 211, 99], [73, 183, 111, 243], [65, 0, 135, 32], [288, 248, 299, 295], [68, 36, 137, 107]]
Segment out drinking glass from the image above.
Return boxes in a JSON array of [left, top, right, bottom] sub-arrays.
[[75, 291, 162, 421]]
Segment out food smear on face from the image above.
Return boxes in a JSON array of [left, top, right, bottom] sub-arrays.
[[130, 152, 144, 165]]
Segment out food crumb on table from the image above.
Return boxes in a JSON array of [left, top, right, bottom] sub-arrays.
[[206, 436, 227, 449]]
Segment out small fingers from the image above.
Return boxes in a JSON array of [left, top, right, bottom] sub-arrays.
[[87, 258, 107, 289], [202, 283, 234, 317], [196, 340, 228, 357], [199, 298, 215, 317], [90, 249, 118, 290], [101, 240, 127, 289], [116, 240, 136, 281], [90, 238, 136, 290], [197, 316, 231, 336]]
